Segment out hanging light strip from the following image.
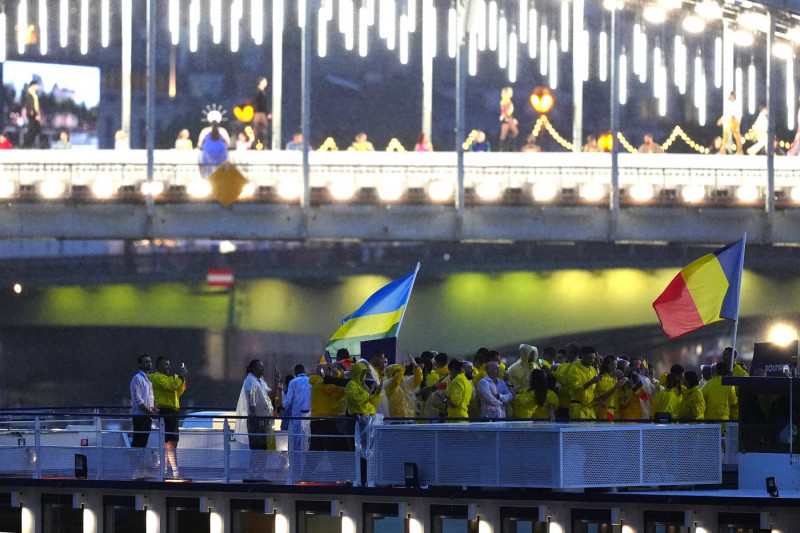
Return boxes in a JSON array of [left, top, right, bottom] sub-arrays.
[[298, 0, 305, 28], [653, 39, 662, 98], [169, 0, 180, 45], [632, 23, 641, 75], [422, 0, 436, 59], [251, 0, 263, 45], [359, 5, 368, 57], [698, 69, 706, 126], [637, 30, 648, 83], [318, 6, 328, 57], [339, 0, 348, 33], [343, 0, 355, 51], [519, 0, 527, 44], [747, 62, 755, 114], [100, 0, 109, 47], [386, 0, 396, 50], [549, 32, 558, 88], [211, 0, 222, 43], [80, 0, 89, 54], [399, 13, 409, 63], [365, 0, 375, 25], [489, 1, 498, 51], [659, 65, 667, 116], [508, 28, 517, 82], [59, 0, 67, 48], [379, 0, 389, 37], [540, 20, 548, 75], [599, 29, 608, 81], [560, 0, 569, 52], [674, 36, 683, 91], [619, 48, 628, 104], [408, 0, 416, 32], [582, 29, 589, 82], [528, 8, 537, 58], [787, 57, 795, 130], [498, 12, 508, 68], [323, 0, 333, 21], [476, 0, 486, 50], [714, 36, 722, 88], [724, 24, 735, 91], [39, 0, 48, 54], [18, 0, 27, 55], [448, 5, 456, 58], [231, 0, 243, 52], [469, 32, 478, 75], [735, 63, 743, 118], [189, 0, 200, 52]]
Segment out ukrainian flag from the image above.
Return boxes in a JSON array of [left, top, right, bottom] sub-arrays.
[[653, 238, 745, 339], [322, 264, 420, 362]]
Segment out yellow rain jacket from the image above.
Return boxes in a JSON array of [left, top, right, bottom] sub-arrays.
[[566, 360, 597, 420], [385, 365, 423, 418], [309, 374, 346, 417], [345, 363, 380, 415], [679, 385, 705, 420], [446, 373, 472, 422]]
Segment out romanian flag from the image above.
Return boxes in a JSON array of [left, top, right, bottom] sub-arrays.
[[653, 239, 745, 339], [321, 264, 420, 363]]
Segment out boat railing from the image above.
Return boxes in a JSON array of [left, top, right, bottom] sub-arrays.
[[0, 409, 730, 488]]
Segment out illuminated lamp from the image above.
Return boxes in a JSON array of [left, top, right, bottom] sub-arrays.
[[602, 0, 622, 11], [598, 132, 613, 151], [0, 179, 16, 198], [187, 179, 211, 198], [733, 29, 754, 47], [736, 185, 759, 203], [529, 87, 554, 114], [658, 0, 681, 9], [532, 182, 558, 202], [738, 12, 769, 33], [695, 0, 722, 19], [768, 323, 797, 346], [141, 181, 164, 196], [385, 138, 407, 152], [39, 179, 65, 199], [91, 179, 116, 199], [233, 105, 254, 122], [330, 181, 356, 201], [377, 181, 404, 201], [476, 182, 501, 201], [239, 182, 255, 198], [681, 184, 705, 203], [428, 181, 453, 202], [581, 183, 604, 201], [773, 41, 792, 59], [791, 186, 800, 203], [643, 4, 666, 24], [277, 180, 302, 200], [682, 15, 705, 34], [629, 183, 654, 202], [787, 27, 800, 44]]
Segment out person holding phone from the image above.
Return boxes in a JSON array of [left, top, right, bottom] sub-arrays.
[[149, 357, 187, 478]]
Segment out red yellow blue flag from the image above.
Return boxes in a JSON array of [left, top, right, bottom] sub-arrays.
[[653, 239, 744, 339]]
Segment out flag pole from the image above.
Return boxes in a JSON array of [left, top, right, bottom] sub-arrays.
[[729, 233, 747, 373], [395, 262, 421, 338]]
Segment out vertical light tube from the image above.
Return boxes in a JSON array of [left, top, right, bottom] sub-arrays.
[[599, 29, 608, 81], [386, 0, 396, 50], [528, 8, 537, 58], [560, 0, 569, 52], [399, 13, 409, 63], [653, 40, 661, 98], [735, 63, 743, 118], [469, 32, 478, 75], [659, 65, 667, 116], [189, 0, 200, 52], [211, 0, 222, 43], [508, 29, 517, 82], [0, 11, 6, 62], [358, 5, 368, 56], [619, 48, 627, 104], [714, 36, 722, 88], [549, 33, 558, 88], [488, 1, 498, 51], [581, 29, 589, 81], [251, 0, 263, 45], [723, 24, 734, 92], [694, 50, 702, 108], [39, 0, 48, 54], [448, 5, 456, 58], [379, 0, 389, 37], [271, 0, 283, 149], [298, 0, 305, 28], [498, 12, 507, 68], [747, 62, 755, 115], [540, 21, 548, 75], [366, 0, 375, 25], [637, 30, 648, 83], [519, 0, 527, 44], [477, 0, 486, 50], [788, 57, 795, 130], [323, 0, 333, 21], [318, 6, 327, 56], [80, 0, 89, 54], [632, 23, 641, 76], [674, 35, 684, 92], [339, 0, 348, 32], [59, 0, 68, 47], [408, 0, 416, 32], [343, 0, 354, 51], [231, 0, 242, 53], [699, 69, 706, 126], [169, 0, 180, 45], [18, 0, 27, 54]]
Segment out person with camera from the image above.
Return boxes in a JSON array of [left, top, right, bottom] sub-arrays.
[[149, 357, 187, 479]]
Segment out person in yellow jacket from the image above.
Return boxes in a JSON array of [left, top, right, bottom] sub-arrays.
[[721, 347, 748, 419], [593, 355, 628, 421], [344, 362, 381, 454], [679, 371, 705, 421], [703, 364, 738, 421], [507, 344, 540, 392], [565, 347, 601, 420], [384, 358, 424, 419], [554, 342, 580, 419], [149, 356, 187, 479], [443, 359, 472, 422], [512, 368, 558, 421], [309, 363, 348, 451], [651, 373, 683, 421]]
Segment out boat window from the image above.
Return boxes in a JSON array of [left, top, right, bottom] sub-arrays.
[[363, 502, 402, 533], [500, 506, 549, 533], [643, 510, 690, 533], [296, 500, 342, 533], [571, 508, 619, 533], [42, 494, 83, 533], [737, 380, 800, 454], [430, 505, 478, 533], [166, 497, 209, 533], [103, 496, 145, 533], [231, 499, 275, 533], [717, 512, 771, 533]]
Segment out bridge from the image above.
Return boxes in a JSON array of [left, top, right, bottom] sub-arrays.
[[0, 149, 797, 243]]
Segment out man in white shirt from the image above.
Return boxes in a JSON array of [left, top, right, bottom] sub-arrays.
[[747, 106, 768, 155], [718, 92, 743, 155], [283, 364, 312, 452], [130, 354, 156, 478], [477, 361, 514, 419]]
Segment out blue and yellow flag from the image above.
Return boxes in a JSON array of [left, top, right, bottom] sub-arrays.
[[322, 264, 420, 363]]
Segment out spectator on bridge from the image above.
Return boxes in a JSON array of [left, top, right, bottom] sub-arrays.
[[469, 130, 491, 152], [565, 346, 601, 420], [53, 131, 71, 149], [22, 80, 41, 149], [236, 131, 253, 151], [478, 361, 514, 419], [499, 87, 519, 152], [115, 130, 130, 150], [507, 344, 540, 392], [512, 368, 557, 421], [717, 91, 744, 155], [443, 358, 471, 422], [521, 133, 542, 153], [198, 122, 231, 176], [283, 364, 311, 452], [679, 371, 705, 421], [638, 134, 664, 154], [253, 77, 271, 148], [0, 133, 11, 149], [348, 132, 375, 151], [285, 132, 303, 151], [174, 129, 193, 150], [149, 356, 187, 479], [582, 135, 602, 152], [414, 132, 434, 152], [746, 106, 768, 155]]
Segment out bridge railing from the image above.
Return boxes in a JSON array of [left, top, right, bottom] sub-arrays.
[[0, 150, 797, 207], [0, 410, 727, 488]]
